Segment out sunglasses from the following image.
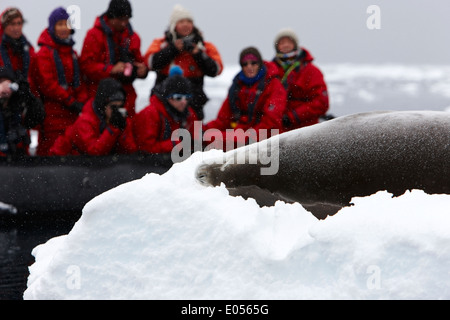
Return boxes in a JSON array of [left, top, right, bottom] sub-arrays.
[[109, 103, 124, 109], [241, 61, 259, 67], [169, 94, 192, 101]]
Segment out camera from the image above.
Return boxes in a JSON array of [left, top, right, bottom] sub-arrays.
[[117, 107, 128, 117], [110, 104, 128, 118], [183, 39, 195, 52], [123, 63, 133, 77], [109, 105, 127, 130]]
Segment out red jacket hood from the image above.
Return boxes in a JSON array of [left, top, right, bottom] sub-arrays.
[[264, 61, 281, 80], [93, 15, 106, 30], [80, 98, 102, 125], [300, 47, 315, 63], [37, 28, 74, 53], [93, 15, 134, 37]]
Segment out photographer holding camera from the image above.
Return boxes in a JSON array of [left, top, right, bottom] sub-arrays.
[[49, 78, 137, 156], [79, 0, 148, 119], [145, 4, 223, 120], [0, 66, 45, 157]]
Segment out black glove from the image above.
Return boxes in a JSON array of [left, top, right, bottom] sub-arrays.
[[183, 29, 203, 53], [183, 39, 195, 53], [11, 81, 45, 129], [192, 28, 204, 45], [282, 114, 292, 128], [68, 101, 84, 115], [110, 108, 127, 130]]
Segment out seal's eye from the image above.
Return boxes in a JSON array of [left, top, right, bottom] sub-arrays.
[[195, 165, 210, 185]]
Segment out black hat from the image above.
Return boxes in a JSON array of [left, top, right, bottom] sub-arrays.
[[94, 78, 126, 116], [106, 0, 132, 19], [161, 75, 192, 98]]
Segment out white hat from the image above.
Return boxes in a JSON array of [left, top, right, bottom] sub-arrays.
[[169, 4, 194, 34], [274, 28, 299, 51]]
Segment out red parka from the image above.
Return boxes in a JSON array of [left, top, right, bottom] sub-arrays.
[[206, 61, 286, 144], [0, 31, 38, 95], [134, 94, 199, 154], [49, 99, 137, 156], [34, 29, 89, 155], [273, 48, 329, 130], [79, 15, 146, 118]]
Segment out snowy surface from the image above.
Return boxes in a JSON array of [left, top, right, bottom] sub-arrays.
[[321, 64, 450, 116], [24, 149, 450, 300], [24, 64, 450, 300]]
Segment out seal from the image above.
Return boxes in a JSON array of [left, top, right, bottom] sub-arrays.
[[196, 111, 450, 219]]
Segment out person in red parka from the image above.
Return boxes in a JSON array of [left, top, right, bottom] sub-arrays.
[[134, 70, 199, 154], [49, 78, 136, 156], [144, 4, 223, 121], [272, 28, 329, 131], [206, 47, 286, 149], [79, 0, 148, 119], [0, 8, 38, 94], [35, 7, 89, 156]]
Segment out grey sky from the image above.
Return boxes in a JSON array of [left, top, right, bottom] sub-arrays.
[[3, 0, 450, 65]]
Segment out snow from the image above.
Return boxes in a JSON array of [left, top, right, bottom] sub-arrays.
[[23, 64, 450, 300], [24, 148, 450, 300]]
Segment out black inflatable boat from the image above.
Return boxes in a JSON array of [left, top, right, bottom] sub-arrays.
[[0, 154, 173, 216]]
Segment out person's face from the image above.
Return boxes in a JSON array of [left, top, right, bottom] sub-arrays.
[[168, 94, 190, 112], [3, 17, 24, 40], [105, 101, 124, 120], [175, 19, 194, 37], [277, 37, 296, 54], [54, 19, 71, 40], [108, 17, 129, 32], [241, 60, 260, 78], [0, 79, 13, 99]]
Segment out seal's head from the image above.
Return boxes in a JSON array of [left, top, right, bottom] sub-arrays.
[[195, 163, 234, 188], [195, 164, 211, 186]]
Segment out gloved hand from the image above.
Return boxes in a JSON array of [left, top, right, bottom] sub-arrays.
[[282, 114, 292, 128], [110, 108, 127, 130], [68, 101, 84, 115], [183, 39, 195, 53], [0, 80, 14, 99]]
